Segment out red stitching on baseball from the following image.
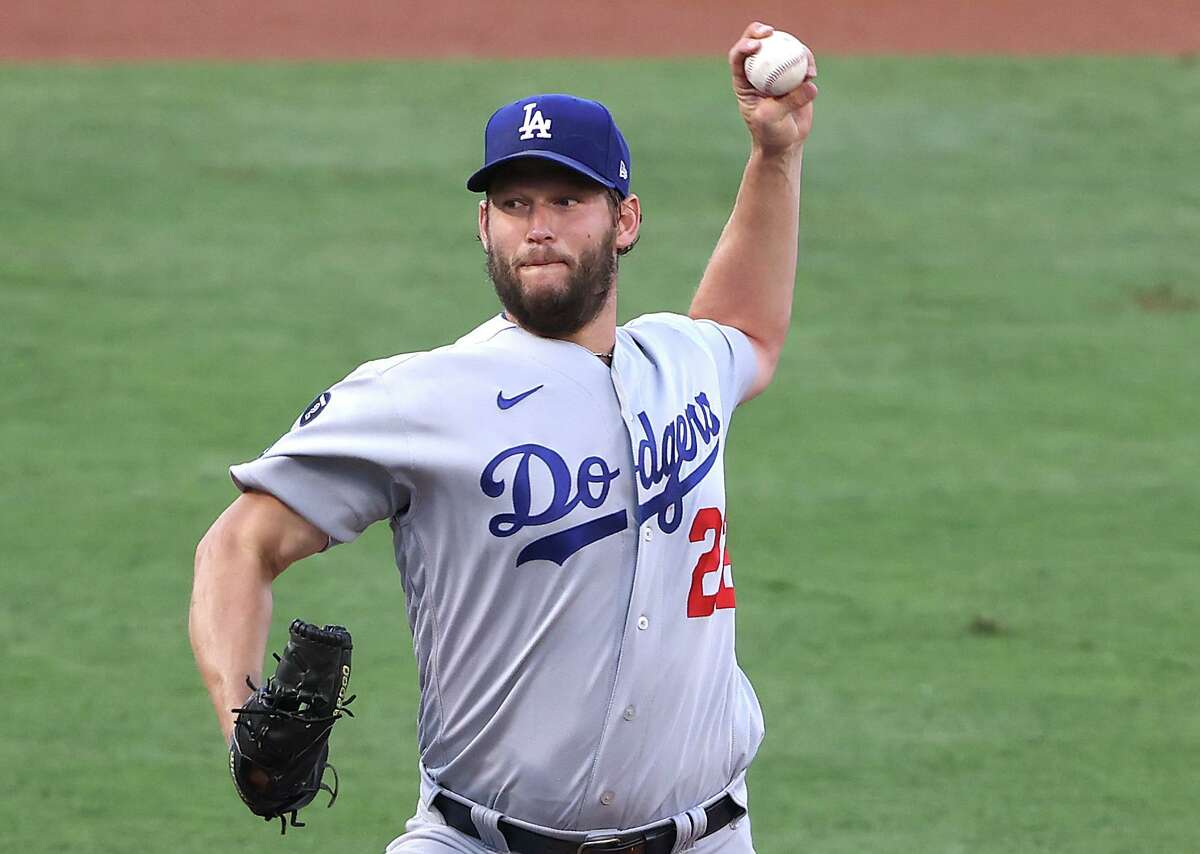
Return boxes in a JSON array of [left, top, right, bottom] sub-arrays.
[[765, 54, 804, 89]]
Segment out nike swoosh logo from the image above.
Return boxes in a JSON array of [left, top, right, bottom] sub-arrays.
[[497, 384, 544, 410]]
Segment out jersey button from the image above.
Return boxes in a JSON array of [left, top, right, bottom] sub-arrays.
[[642, 527, 653, 542], [600, 791, 615, 806], [623, 705, 636, 721], [637, 615, 649, 631]]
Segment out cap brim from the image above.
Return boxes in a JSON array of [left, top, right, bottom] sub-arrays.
[[466, 150, 617, 193]]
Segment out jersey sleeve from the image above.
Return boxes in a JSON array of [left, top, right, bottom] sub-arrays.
[[690, 318, 760, 410], [228, 363, 411, 547]]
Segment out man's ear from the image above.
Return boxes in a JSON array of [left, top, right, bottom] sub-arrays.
[[478, 199, 490, 251], [615, 193, 641, 253]]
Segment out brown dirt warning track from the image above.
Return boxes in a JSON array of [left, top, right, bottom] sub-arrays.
[[2, 0, 1198, 61]]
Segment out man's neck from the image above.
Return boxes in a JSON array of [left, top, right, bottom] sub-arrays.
[[508, 291, 618, 357]]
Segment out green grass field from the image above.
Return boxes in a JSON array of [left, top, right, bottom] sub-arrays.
[[2, 56, 1198, 853]]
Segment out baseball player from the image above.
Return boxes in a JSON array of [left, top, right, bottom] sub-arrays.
[[190, 22, 817, 854]]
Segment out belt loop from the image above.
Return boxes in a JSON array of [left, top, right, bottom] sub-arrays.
[[419, 763, 445, 818], [685, 806, 708, 844], [423, 788, 447, 821], [470, 803, 511, 853], [669, 812, 696, 854]]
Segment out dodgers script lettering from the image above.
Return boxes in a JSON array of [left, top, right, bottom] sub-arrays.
[[481, 444, 620, 537], [480, 391, 723, 565]]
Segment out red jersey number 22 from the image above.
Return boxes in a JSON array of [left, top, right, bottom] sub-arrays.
[[687, 507, 736, 618]]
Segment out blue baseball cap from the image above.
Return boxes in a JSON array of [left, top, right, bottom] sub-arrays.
[[467, 93, 632, 198]]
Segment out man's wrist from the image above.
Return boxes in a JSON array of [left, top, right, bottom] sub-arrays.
[[747, 143, 805, 179]]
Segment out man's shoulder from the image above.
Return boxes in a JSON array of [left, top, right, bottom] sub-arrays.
[[339, 315, 526, 408], [351, 352, 422, 381], [623, 312, 750, 351], [452, 313, 516, 347], [621, 311, 712, 349], [623, 311, 694, 332], [350, 315, 514, 380]]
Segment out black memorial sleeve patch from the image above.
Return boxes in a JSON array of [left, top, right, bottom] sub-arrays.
[[299, 391, 332, 427]]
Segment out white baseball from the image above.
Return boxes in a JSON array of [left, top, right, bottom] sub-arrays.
[[743, 30, 811, 97]]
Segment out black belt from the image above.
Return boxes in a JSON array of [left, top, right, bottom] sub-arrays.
[[432, 792, 745, 854]]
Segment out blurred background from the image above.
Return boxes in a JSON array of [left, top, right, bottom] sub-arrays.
[[2, 2, 1197, 852]]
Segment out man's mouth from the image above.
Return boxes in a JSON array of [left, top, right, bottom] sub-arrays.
[[518, 255, 569, 269]]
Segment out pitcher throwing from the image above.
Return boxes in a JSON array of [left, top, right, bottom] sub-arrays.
[[190, 22, 817, 853]]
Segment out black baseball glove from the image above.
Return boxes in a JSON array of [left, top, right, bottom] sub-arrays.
[[229, 619, 355, 833]]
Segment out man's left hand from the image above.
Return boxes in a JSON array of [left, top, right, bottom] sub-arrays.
[[729, 22, 819, 156]]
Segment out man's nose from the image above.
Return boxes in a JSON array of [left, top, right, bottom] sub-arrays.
[[525, 203, 556, 243]]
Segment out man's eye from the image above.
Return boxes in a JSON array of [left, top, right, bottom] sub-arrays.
[[555, 197, 579, 207], [500, 199, 526, 210]]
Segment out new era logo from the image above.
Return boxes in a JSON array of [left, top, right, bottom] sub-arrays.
[[518, 102, 553, 140], [619, 161, 628, 180]]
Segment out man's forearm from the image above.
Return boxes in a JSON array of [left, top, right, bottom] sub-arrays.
[[189, 528, 276, 743], [689, 144, 804, 362]]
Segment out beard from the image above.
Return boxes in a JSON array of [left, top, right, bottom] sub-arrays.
[[486, 229, 618, 339]]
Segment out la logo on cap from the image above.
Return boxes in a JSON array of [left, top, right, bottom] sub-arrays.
[[518, 102, 553, 140]]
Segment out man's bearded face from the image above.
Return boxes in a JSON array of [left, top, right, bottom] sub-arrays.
[[485, 223, 618, 339]]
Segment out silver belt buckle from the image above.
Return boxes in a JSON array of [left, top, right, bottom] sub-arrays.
[[577, 835, 644, 853]]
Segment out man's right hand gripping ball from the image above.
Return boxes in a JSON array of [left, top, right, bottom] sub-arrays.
[[229, 619, 355, 833]]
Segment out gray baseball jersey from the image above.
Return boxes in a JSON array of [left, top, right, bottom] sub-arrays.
[[230, 311, 764, 832]]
